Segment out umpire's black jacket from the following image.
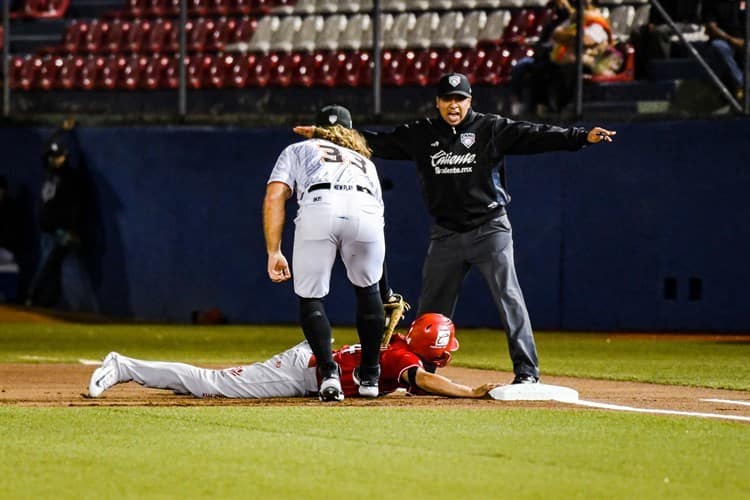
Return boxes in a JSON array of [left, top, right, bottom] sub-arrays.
[[362, 109, 590, 232]]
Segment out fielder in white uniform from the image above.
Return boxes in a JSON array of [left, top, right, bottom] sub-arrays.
[[263, 105, 386, 402]]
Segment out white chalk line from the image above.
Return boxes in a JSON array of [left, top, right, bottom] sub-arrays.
[[567, 399, 750, 423], [17, 355, 101, 365], [700, 398, 750, 408]]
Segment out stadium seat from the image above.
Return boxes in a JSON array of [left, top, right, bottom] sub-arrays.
[[502, 8, 532, 44], [455, 10, 486, 48], [208, 17, 237, 52], [313, 50, 344, 87], [381, 0, 407, 12], [316, 14, 347, 52], [24, 0, 70, 19], [632, 4, 650, 31], [452, 47, 484, 82], [381, 49, 408, 86], [125, 19, 153, 53], [338, 0, 363, 14], [405, 0, 429, 10], [452, 0, 478, 8], [338, 50, 371, 87], [316, 0, 340, 13], [269, 52, 301, 86], [146, 18, 176, 53], [246, 15, 280, 52], [339, 13, 371, 51], [104, 20, 131, 53], [477, 10, 510, 47], [188, 18, 216, 52], [608, 5, 635, 42], [231, 16, 258, 45], [291, 0, 315, 14], [101, 55, 127, 89], [473, 46, 505, 85], [271, 0, 297, 14], [403, 49, 433, 86], [526, 7, 556, 43], [291, 51, 319, 87], [291, 15, 324, 53], [10, 55, 40, 90], [122, 54, 149, 89], [431, 11, 463, 50], [384, 12, 415, 50], [270, 15, 302, 52], [223, 53, 251, 87], [57, 55, 86, 90], [62, 20, 89, 54], [143, 54, 178, 88], [38, 56, 62, 90], [407, 11, 439, 49], [79, 55, 106, 90], [475, 0, 501, 7], [84, 19, 110, 53]]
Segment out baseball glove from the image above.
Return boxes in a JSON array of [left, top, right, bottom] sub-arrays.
[[382, 293, 411, 347]]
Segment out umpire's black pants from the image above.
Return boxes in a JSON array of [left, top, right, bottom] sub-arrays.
[[416, 214, 540, 379]]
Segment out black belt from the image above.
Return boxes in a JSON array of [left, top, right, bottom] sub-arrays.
[[308, 183, 373, 196]]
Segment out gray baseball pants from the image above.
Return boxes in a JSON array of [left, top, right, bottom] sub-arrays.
[[416, 213, 540, 378]]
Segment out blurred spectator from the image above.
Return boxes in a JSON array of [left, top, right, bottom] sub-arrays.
[[705, 0, 746, 99], [509, 0, 571, 115], [631, 0, 703, 78], [26, 118, 95, 310], [546, 0, 622, 111], [0, 176, 20, 266]]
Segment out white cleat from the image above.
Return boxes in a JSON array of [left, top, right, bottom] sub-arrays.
[[352, 367, 379, 398], [88, 352, 121, 398], [319, 377, 344, 402]]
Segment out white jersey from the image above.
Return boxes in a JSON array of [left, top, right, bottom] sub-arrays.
[[268, 138, 386, 299], [268, 138, 383, 205]]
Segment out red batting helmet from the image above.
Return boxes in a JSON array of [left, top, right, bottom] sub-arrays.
[[405, 313, 459, 367]]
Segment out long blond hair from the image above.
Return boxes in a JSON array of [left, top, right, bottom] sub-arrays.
[[313, 124, 372, 159]]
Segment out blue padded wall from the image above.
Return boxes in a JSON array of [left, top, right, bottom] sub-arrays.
[[1, 118, 748, 331]]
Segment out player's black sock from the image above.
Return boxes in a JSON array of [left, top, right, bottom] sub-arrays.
[[298, 297, 337, 378], [354, 283, 385, 377], [378, 263, 393, 302]]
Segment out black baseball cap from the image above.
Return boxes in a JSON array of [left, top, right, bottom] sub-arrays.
[[437, 73, 472, 99], [45, 140, 68, 158], [315, 105, 353, 129]]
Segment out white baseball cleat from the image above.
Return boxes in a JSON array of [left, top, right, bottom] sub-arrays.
[[352, 367, 379, 398], [319, 376, 344, 402], [88, 352, 122, 398]]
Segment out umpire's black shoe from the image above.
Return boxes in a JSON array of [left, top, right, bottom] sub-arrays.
[[512, 375, 539, 385], [352, 366, 380, 398]]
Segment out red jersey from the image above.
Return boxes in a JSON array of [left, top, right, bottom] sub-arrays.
[[332, 334, 423, 397]]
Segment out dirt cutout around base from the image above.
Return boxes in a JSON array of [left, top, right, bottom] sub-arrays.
[[1, 363, 748, 422]]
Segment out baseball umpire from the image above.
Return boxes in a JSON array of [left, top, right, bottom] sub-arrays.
[[296, 73, 615, 384], [263, 105, 386, 402]]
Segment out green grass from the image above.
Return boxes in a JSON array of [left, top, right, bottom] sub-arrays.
[[2, 324, 749, 498], [1, 324, 748, 390], [1, 407, 748, 500]]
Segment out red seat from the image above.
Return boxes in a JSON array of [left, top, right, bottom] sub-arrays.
[[186, 53, 214, 88], [382, 50, 410, 87], [57, 55, 86, 89], [127, 0, 149, 17], [452, 48, 484, 84], [473, 47, 504, 86], [266, 52, 300, 87], [102, 20, 128, 53], [147, 18, 176, 53], [79, 55, 106, 89], [84, 19, 110, 53], [230, 16, 257, 45], [208, 17, 236, 52], [148, 0, 180, 17], [144, 54, 178, 88], [24, 0, 70, 19], [62, 20, 89, 54], [125, 19, 153, 53], [188, 18, 215, 52], [221, 53, 249, 87], [122, 54, 149, 89], [312, 51, 343, 88], [291, 52, 318, 87], [39, 56, 62, 90], [101, 55, 126, 89], [248, 53, 272, 87], [9, 55, 41, 90], [403, 49, 433, 87], [336, 50, 369, 87]]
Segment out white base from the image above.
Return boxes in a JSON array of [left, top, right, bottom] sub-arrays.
[[489, 383, 579, 403]]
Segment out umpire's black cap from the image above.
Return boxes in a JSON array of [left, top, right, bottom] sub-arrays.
[[315, 105, 353, 129], [437, 73, 472, 99]]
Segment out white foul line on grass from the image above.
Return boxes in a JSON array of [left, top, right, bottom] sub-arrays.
[[569, 399, 750, 423], [700, 398, 750, 408]]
